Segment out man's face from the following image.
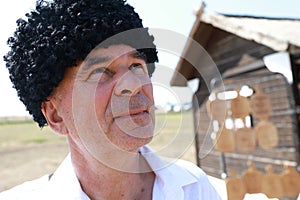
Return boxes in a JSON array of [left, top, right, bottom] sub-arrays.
[[54, 44, 155, 159]]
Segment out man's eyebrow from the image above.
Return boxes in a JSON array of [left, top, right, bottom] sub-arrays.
[[130, 51, 147, 61], [81, 50, 146, 71], [81, 56, 110, 71]]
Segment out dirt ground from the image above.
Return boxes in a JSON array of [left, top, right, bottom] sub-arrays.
[[0, 113, 197, 192], [0, 141, 196, 192], [0, 142, 69, 191]]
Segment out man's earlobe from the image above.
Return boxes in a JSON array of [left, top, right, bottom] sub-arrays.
[[41, 100, 68, 135]]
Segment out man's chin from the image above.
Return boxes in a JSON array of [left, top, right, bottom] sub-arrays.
[[107, 126, 154, 151], [112, 114, 154, 137], [121, 137, 153, 153]]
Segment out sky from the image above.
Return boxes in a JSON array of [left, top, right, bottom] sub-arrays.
[[0, 0, 299, 117]]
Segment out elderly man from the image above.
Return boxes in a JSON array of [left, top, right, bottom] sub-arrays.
[[0, 0, 221, 199]]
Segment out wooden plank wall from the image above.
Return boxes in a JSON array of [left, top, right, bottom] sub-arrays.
[[206, 28, 274, 72], [196, 68, 300, 178]]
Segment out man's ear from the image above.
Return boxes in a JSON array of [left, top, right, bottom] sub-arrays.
[[41, 100, 68, 135]]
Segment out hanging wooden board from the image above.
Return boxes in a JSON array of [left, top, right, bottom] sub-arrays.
[[241, 161, 263, 194], [235, 127, 256, 153], [207, 97, 227, 123], [255, 120, 278, 149], [214, 127, 235, 153], [230, 91, 251, 119], [226, 169, 246, 200], [250, 87, 272, 121], [280, 165, 300, 198], [261, 165, 283, 199]]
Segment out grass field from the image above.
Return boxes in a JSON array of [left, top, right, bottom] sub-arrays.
[[0, 111, 196, 191]]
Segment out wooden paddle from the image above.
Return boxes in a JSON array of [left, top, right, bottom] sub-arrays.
[[255, 120, 278, 149], [280, 165, 300, 198], [242, 161, 263, 194], [231, 90, 251, 119], [235, 127, 256, 153], [226, 169, 246, 200], [206, 96, 227, 123], [214, 126, 235, 153], [250, 87, 272, 121], [261, 165, 283, 199]]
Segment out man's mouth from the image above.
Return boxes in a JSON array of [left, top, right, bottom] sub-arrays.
[[130, 108, 149, 115], [111, 107, 152, 129], [114, 108, 149, 119]]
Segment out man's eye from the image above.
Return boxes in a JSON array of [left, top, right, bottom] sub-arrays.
[[87, 68, 113, 82], [90, 68, 105, 75], [130, 63, 146, 75]]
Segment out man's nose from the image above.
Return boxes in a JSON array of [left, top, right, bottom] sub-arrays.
[[114, 71, 142, 96]]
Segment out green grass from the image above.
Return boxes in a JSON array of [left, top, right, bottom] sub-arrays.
[[0, 121, 65, 148], [0, 111, 195, 159], [150, 111, 195, 158]]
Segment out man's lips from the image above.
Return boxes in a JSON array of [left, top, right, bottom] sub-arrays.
[[113, 108, 149, 119]]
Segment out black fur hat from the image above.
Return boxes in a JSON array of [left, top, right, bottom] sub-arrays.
[[4, 0, 158, 127]]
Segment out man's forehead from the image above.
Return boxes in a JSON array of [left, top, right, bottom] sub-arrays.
[[87, 44, 137, 59]]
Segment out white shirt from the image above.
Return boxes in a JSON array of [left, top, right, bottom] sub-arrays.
[[0, 146, 221, 200]]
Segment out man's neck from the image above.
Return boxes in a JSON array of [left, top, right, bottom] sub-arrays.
[[70, 143, 155, 200]]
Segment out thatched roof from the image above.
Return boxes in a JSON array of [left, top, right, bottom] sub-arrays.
[[201, 13, 300, 51], [170, 12, 300, 86]]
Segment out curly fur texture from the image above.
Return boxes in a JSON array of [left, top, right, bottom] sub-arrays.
[[4, 0, 158, 127]]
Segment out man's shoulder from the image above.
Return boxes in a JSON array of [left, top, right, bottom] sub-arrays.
[[0, 175, 50, 200]]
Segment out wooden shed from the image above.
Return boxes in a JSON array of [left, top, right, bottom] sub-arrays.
[[171, 7, 300, 178]]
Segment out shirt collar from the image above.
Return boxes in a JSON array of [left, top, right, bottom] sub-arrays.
[[46, 154, 89, 200], [139, 146, 199, 200], [45, 145, 198, 200]]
